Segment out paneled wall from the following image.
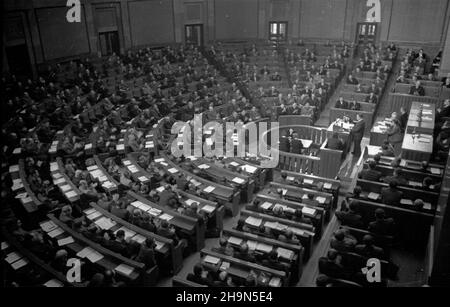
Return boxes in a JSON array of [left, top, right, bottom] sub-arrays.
[[35, 6, 90, 60], [128, 0, 175, 47], [214, 0, 259, 40], [299, 0, 347, 40], [2, 0, 450, 75]]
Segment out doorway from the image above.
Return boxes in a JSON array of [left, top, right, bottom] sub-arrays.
[[99, 31, 120, 56], [356, 22, 378, 45], [185, 24, 203, 46], [269, 22, 288, 41]]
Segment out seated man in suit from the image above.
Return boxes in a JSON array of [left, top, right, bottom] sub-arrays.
[[187, 263, 213, 286], [300, 102, 314, 117], [318, 249, 347, 279], [346, 74, 359, 85], [436, 99, 450, 122], [216, 238, 234, 256], [330, 229, 357, 253], [235, 243, 256, 263], [355, 235, 384, 259], [327, 133, 344, 150], [358, 160, 382, 181], [409, 81, 425, 96], [365, 92, 378, 104], [382, 168, 407, 186], [368, 208, 395, 236], [348, 99, 361, 111], [335, 97, 348, 109], [381, 180, 403, 206], [290, 133, 304, 154], [335, 200, 364, 228], [157, 220, 180, 245]]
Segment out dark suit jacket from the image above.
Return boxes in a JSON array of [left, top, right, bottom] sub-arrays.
[[358, 169, 382, 181], [381, 187, 403, 205], [327, 138, 344, 150], [351, 119, 365, 140], [368, 218, 395, 236]]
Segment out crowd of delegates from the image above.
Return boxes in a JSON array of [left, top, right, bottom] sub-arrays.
[[394, 48, 450, 96], [1, 43, 261, 286], [335, 43, 394, 112]]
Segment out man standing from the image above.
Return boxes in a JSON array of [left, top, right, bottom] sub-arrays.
[[351, 113, 365, 157]]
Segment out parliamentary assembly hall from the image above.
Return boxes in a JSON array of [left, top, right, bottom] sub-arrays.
[[1, 0, 450, 289]]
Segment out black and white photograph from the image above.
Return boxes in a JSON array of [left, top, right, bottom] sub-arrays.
[[1, 0, 450, 294]]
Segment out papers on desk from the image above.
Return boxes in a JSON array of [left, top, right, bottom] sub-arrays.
[[60, 184, 71, 192], [156, 186, 165, 193], [241, 165, 257, 173], [94, 217, 116, 230], [230, 162, 240, 167], [400, 199, 413, 206], [198, 164, 210, 169], [277, 247, 294, 260], [281, 189, 288, 196], [232, 177, 245, 184], [269, 277, 282, 287], [47, 227, 64, 238], [302, 206, 316, 215], [86, 250, 104, 263], [76, 246, 96, 258], [11, 258, 29, 270], [53, 178, 66, 185], [203, 186, 216, 193], [408, 181, 422, 187], [261, 202, 272, 210], [15, 192, 28, 199], [50, 163, 59, 172], [160, 162, 168, 166], [12, 180, 24, 191], [148, 208, 162, 217], [246, 240, 258, 250], [52, 172, 62, 179], [20, 196, 33, 204], [204, 255, 220, 265], [103, 181, 116, 190], [286, 176, 295, 181], [84, 143, 92, 150], [303, 179, 314, 185], [424, 202, 432, 210], [1, 241, 10, 251], [154, 158, 165, 163], [12, 148, 21, 155], [123, 160, 131, 166], [316, 196, 326, 204], [5, 252, 22, 264], [228, 236, 243, 246], [87, 210, 102, 220], [138, 176, 148, 182], [368, 192, 380, 200], [168, 168, 178, 174], [418, 136, 431, 144], [90, 169, 103, 178], [65, 190, 78, 199], [131, 234, 146, 244], [323, 183, 332, 190], [256, 243, 272, 253], [245, 216, 262, 227], [430, 167, 440, 174], [98, 175, 108, 182], [84, 208, 96, 215], [9, 165, 19, 173], [190, 179, 202, 187], [40, 221, 57, 232], [115, 227, 136, 240], [290, 227, 305, 236], [127, 165, 139, 173], [57, 236, 75, 246], [116, 144, 125, 151], [44, 279, 64, 287], [114, 263, 133, 276], [201, 205, 215, 214], [159, 213, 174, 221], [87, 165, 98, 171]]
